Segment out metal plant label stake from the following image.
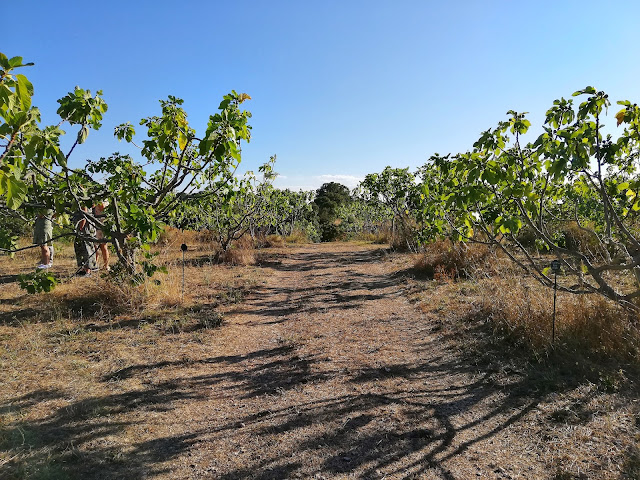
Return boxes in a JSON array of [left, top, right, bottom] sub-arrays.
[[550, 259, 561, 344], [181, 243, 188, 301]]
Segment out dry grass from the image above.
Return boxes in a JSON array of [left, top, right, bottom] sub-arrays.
[[217, 235, 256, 265], [0, 234, 262, 324], [45, 266, 190, 316], [157, 227, 263, 265], [156, 225, 206, 251], [2, 239, 640, 479], [219, 247, 256, 266], [263, 234, 285, 248], [472, 277, 640, 361], [0, 232, 269, 479], [516, 221, 607, 260], [389, 223, 418, 251], [413, 239, 498, 279], [7, 236, 77, 266], [409, 239, 640, 363], [284, 229, 310, 244], [405, 251, 640, 479]]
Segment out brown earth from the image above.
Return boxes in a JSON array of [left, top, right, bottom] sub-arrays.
[[1, 242, 639, 479]]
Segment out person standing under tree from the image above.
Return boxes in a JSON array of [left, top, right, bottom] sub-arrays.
[[34, 208, 54, 269], [93, 201, 110, 271], [72, 206, 97, 276]]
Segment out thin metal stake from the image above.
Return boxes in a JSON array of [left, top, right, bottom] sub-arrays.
[[180, 243, 188, 303], [182, 249, 185, 302], [552, 270, 557, 344]]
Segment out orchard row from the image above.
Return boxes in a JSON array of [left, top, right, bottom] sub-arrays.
[[2, 53, 640, 309]]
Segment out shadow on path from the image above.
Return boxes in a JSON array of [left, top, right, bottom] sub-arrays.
[[0, 339, 558, 479], [0, 244, 618, 479], [232, 247, 404, 322]]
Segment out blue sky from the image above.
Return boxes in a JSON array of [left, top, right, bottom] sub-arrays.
[[4, 1, 640, 190]]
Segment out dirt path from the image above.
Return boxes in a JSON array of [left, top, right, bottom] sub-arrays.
[[133, 242, 546, 479], [7, 242, 627, 479]]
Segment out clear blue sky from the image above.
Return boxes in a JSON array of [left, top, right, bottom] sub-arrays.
[[4, 1, 640, 191]]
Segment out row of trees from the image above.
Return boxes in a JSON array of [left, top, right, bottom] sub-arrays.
[[0, 52, 352, 279], [171, 158, 318, 253], [1, 52, 254, 279], [352, 89, 640, 312], [3, 52, 640, 311]]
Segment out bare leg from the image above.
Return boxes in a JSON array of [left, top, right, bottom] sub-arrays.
[[99, 244, 110, 270], [39, 244, 50, 265]]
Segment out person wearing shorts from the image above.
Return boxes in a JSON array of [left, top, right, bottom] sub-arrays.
[[93, 201, 110, 271], [72, 207, 97, 276], [34, 208, 54, 269]]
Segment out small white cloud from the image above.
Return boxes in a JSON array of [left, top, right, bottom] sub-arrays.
[[273, 173, 364, 191], [315, 174, 363, 189], [276, 185, 317, 191]]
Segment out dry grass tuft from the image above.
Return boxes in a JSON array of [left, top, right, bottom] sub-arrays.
[[220, 247, 255, 266], [156, 226, 201, 249], [414, 240, 495, 279], [45, 277, 144, 320], [218, 236, 257, 265], [194, 229, 219, 246], [389, 223, 418, 251], [264, 234, 286, 248], [146, 267, 192, 309], [284, 229, 310, 244], [43, 269, 190, 321], [475, 277, 640, 360], [516, 221, 606, 260], [234, 234, 256, 250]]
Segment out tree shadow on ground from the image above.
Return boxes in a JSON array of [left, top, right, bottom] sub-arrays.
[[257, 247, 389, 273], [0, 343, 325, 479], [2, 321, 618, 479], [231, 248, 404, 321], [0, 307, 41, 325], [209, 332, 639, 479], [230, 276, 400, 320], [0, 274, 21, 285], [0, 385, 201, 479], [203, 354, 550, 479], [2, 245, 636, 479]]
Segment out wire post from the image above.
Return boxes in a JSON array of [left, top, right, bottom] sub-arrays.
[[181, 244, 187, 302]]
